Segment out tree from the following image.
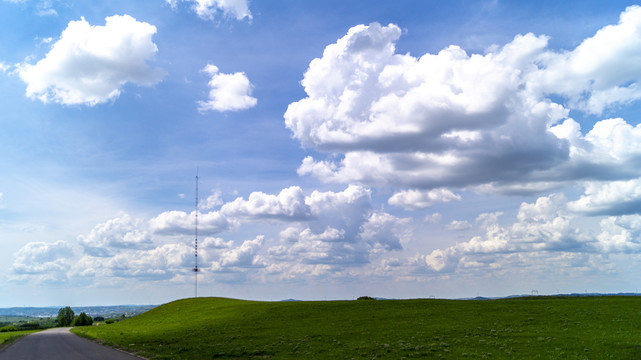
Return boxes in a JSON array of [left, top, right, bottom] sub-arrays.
[[71, 312, 93, 327], [57, 306, 75, 327]]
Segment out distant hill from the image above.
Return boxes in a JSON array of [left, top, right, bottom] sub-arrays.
[[0, 305, 156, 318]]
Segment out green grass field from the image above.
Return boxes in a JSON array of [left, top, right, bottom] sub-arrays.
[[71, 296, 641, 359], [0, 330, 40, 347]]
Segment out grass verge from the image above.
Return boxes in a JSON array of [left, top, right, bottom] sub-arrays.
[[0, 330, 40, 350], [72, 296, 641, 359]]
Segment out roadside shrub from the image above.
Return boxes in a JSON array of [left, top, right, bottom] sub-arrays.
[[93, 316, 105, 322], [17, 323, 40, 330], [72, 312, 93, 327], [0, 325, 17, 332]]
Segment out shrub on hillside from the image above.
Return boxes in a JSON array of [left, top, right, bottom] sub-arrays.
[[72, 312, 93, 327], [0, 325, 17, 332], [93, 316, 105, 322], [105, 319, 115, 324], [17, 322, 40, 330], [357, 296, 376, 300]]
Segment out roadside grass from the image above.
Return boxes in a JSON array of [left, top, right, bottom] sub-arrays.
[[0, 330, 40, 348], [72, 296, 641, 359]]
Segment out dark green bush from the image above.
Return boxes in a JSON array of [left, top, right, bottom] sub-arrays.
[[0, 325, 17, 332], [105, 319, 115, 324], [17, 323, 40, 330], [72, 312, 93, 327], [93, 316, 105, 322], [357, 296, 376, 300]]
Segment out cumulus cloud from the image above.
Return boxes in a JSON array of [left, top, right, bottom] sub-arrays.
[[359, 212, 412, 251], [78, 215, 153, 257], [567, 179, 641, 216], [417, 194, 595, 273], [261, 185, 414, 278], [281, 227, 370, 267], [305, 185, 372, 240], [10, 241, 74, 283], [211, 236, 265, 270], [78, 243, 194, 281], [286, 8, 641, 193], [445, 220, 472, 231], [149, 210, 232, 235], [200, 190, 223, 210], [424, 213, 443, 224], [221, 186, 311, 221], [527, 6, 641, 114], [198, 64, 257, 112], [597, 215, 641, 253], [388, 188, 461, 210], [17, 15, 163, 105], [548, 118, 641, 182], [166, 0, 252, 21]]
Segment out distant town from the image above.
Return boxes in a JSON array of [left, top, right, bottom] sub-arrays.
[[0, 305, 156, 318]]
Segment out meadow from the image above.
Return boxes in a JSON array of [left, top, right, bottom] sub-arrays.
[[0, 330, 40, 348], [71, 296, 641, 359]]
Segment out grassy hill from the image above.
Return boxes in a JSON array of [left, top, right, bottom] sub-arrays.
[[71, 296, 641, 359]]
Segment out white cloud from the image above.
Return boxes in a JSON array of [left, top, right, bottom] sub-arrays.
[[424, 212, 443, 224], [166, 0, 252, 21], [417, 194, 594, 273], [17, 15, 163, 106], [36, 0, 57, 16], [198, 64, 257, 112], [200, 190, 223, 210], [388, 188, 461, 210], [549, 118, 641, 181], [78, 215, 154, 257], [359, 212, 412, 251], [286, 9, 641, 193], [221, 186, 310, 221], [10, 241, 74, 283], [567, 179, 641, 216], [445, 220, 472, 231], [259, 186, 414, 279], [281, 228, 370, 267], [305, 185, 372, 240], [149, 210, 232, 235], [597, 215, 641, 253], [201, 236, 234, 249], [94, 243, 193, 281], [528, 6, 641, 114], [211, 236, 265, 270]]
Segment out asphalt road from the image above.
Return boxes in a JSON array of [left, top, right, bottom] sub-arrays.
[[0, 327, 142, 360]]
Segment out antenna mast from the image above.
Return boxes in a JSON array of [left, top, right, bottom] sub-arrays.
[[193, 170, 199, 298]]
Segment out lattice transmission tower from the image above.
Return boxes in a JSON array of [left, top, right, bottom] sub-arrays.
[[193, 171, 199, 298]]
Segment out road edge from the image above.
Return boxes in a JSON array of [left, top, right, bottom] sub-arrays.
[[0, 330, 40, 354], [69, 327, 148, 360]]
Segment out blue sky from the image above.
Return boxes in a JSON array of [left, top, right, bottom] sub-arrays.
[[2, 0, 641, 306]]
